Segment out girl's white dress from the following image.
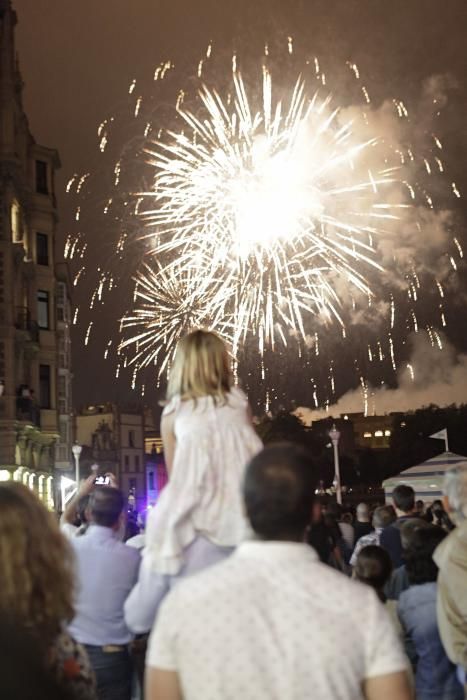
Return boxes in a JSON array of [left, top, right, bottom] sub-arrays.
[[145, 386, 263, 575]]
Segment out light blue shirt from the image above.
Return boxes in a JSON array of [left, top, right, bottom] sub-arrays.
[[124, 536, 233, 634], [69, 524, 141, 646]]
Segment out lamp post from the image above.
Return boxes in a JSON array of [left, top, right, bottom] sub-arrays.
[[329, 424, 342, 505], [72, 444, 82, 489]]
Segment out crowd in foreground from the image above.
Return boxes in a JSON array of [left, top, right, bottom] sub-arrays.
[[1, 330, 467, 700]]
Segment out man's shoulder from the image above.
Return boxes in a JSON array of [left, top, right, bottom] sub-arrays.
[[72, 533, 140, 562], [167, 547, 374, 610]]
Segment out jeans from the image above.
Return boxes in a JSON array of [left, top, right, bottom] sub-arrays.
[[85, 646, 132, 700]]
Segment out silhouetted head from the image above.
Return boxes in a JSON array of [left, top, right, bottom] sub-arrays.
[[392, 484, 415, 515], [404, 525, 446, 585], [354, 545, 392, 601], [243, 443, 316, 542]]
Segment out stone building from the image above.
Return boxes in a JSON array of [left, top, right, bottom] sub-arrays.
[[75, 403, 146, 512], [0, 0, 73, 506]]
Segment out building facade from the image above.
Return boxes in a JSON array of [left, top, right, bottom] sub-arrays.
[[75, 403, 146, 511], [0, 1, 72, 506]]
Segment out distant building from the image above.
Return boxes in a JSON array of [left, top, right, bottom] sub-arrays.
[[0, 1, 72, 507], [349, 413, 396, 450], [75, 403, 146, 511], [306, 412, 399, 455], [55, 264, 74, 471]]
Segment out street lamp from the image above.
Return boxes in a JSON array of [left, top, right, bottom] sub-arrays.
[[72, 444, 82, 488], [329, 424, 342, 505]]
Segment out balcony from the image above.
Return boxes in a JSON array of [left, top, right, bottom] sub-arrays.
[[16, 395, 41, 427], [15, 307, 39, 344]]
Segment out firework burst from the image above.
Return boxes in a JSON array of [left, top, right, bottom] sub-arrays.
[[67, 43, 463, 410]]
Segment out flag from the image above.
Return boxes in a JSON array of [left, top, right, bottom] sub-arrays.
[[429, 429, 449, 452], [429, 429, 447, 441]]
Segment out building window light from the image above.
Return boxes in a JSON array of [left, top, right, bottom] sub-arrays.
[[374, 430, 384, 437], [364, 432, 372, 438], [384, 429, 391, 437], [0, 470, 11, 481]]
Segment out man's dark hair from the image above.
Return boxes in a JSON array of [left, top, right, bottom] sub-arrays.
[[404, 525, 446, 585], [392, 484, 415, 514], [354, 545, 392, 600], [243, 443, 316, 541], [88, 487, 125, 528]]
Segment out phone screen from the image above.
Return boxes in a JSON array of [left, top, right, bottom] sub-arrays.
[[94, 476, 111, 485]]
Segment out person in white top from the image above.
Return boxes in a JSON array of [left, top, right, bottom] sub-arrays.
[[146, 444, 412, 700], [124, 330, 262, 633]]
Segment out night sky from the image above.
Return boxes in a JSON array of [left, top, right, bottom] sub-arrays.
[[14, 0, 467, 414]]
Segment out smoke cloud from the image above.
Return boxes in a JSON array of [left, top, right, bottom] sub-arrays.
[[297, 332, 467, 423]]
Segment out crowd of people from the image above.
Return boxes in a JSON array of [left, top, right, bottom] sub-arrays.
[[1, 329, 467, 700]]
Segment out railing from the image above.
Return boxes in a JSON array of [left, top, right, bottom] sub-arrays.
[[15, 307, 39, 342]]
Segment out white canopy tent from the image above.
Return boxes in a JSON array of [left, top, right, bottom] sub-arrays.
[[383, 451, 467, 503]]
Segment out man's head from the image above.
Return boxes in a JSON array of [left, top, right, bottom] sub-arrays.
[[443, 462, 467, 521], [372, 505, 396, 530], [243, 444, 316, 542], [88, 487, 125, 529], [415, 499, 425, 515], [356, 503, 370, 522], [354, 545, 392, 600], [400, 517, 429, 552], [392, 484, 415, 517], [404, 525, 446, 585]]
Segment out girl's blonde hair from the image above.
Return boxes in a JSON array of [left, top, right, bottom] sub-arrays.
[[0, 483, 74, 646], [167, 329, 233, 402]]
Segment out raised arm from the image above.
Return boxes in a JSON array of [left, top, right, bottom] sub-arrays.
[[61, 474, 95, 526]]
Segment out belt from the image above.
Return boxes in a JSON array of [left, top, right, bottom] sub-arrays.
[[85, 644, 128, 653]]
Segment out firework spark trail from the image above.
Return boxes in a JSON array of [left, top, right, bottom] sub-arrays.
[[122, 68, 404, 368]]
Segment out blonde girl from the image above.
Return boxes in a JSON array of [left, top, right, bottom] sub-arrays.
[[124, 330, 262, 633]]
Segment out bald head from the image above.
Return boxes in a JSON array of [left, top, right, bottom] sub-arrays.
[[243, 444, 317, 541]]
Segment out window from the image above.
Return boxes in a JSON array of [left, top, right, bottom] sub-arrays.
[[35, 160, 48, 194], [148, 471, 155, 491], [36, 233, 49, 265], [37, 290, 49, 329], [39, 365, 51, 408], [124, 455, 130, 468], [384, 429, 391, 437], [363, 432, 372, 439], [128, 430, 135, 448], [129, 478, 137, 492], [374, 430, 384, 438], [134, 455, 140, 471]]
